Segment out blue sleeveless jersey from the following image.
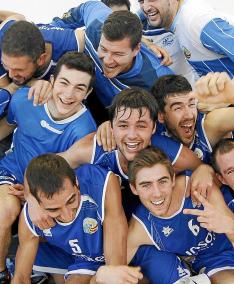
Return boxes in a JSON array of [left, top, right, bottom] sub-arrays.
[[133, 178, 234, 274], [0, 20, 79, 80], [171, 0, 234, 77], [0, 87, 96, 183], [92, 135, 182, 219], [24, 164, 110, 275], [156, 112, 212, 164], [51, 1, 172, 107]]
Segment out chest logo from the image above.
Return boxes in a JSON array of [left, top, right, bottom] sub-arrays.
[[83, 217, 98, 234], [162, 226, 174, 237], [182, 46, 191, 59]]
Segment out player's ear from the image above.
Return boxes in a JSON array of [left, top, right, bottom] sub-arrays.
[[130, 184, 139, 196], [84, 87, 93, 100], [37, 52, 47, 67], [216, 173, 227, 185], [158, 112, 165, 123]]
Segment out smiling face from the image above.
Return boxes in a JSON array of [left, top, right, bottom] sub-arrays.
[[159, 93, 197, 147], [131, 163, 175, 217], [1, 53, 42, 85], [38, 178, 80, 223], [216, 149, 234, 191], [98, 34, 140, 78], [49, 65, 92, 120], [112, 107, 156, 166], [138, 0, 178, 29]]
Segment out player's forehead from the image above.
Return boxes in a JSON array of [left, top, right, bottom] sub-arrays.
[[114, 106, 152, 122]]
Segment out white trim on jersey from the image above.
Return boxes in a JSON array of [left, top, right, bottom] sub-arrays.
[[207, 266, 234, 277], [101, 171, 112, 223], [115, 151, 128, 180], [65, 268, 96, 277], [132, 213, 161, 251], [33, 265, 67, 275], [91, 135, 97, 164], [23, 204, 40, 237], [172, 143, 183, 165]]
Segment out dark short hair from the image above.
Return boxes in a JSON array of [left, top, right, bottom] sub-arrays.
[[1, 20, 45, 62], [25, 154, 76, 202], [128, 146, 174, 186], [102, 0, 131, 10], [108, 87, 157, 126], [151, 75, 192, 113], [102, 10, 142, 50], [211, 138, 234, 174], [53, 51, 95, 90]]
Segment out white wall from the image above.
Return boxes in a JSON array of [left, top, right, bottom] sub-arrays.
[[0, 0, 233, 23]]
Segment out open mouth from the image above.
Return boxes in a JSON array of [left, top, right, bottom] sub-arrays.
[[59, 97, 74, 106], [151, 199, 165, 206], [180, 122, 194, 137]]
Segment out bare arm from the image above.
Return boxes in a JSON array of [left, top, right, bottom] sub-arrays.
[[59, 132, 96, 169], [0, 11, 25, 22], [11, 211, 39, 284], [204, 107, 234, 147], [127, 217, 153, 264], [173, 145, 202, 172], [0, 117, 16, 141], [103, 173, 128, 265]]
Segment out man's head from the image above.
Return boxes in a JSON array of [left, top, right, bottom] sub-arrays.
[[98, 10, 142, 78], [129, 146, 175, 217], [211, 138, 234, 190], [102, 0, 131, 11], [108, 87, 157, 162], [138, 0, 179, 29], [1, 21, 46, 85], [25, 154, 80, 223], [152, 75, 197, 147], [49, 51, 95, 120]]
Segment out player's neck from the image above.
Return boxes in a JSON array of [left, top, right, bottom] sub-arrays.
[[34, 43, 52, 77], [47, 99, 83, 121], [164, 175, 187, 216]]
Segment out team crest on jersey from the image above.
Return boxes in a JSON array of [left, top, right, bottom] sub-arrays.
[[62, 11, 71, 19], [83, 218, 98, 234], [43, 228, 52, 237], [162, 226, 174, 237], [182, 46, 191, 59], [162, 34, 174, 47], [194, 148, 204, 160]]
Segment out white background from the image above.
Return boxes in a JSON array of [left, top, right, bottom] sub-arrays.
[[1, 0, 233, 23]]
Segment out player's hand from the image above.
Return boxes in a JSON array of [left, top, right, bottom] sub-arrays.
[[28, 80, 52, 106], [183, 191, 234, 234], [95, 265, 143, 284], [8, 183, 25, 202], [27, 194, 55, 229], [96, 120, 116, 152], [153, 45, 173, 66], [193, 72, 234, 111], [189, 164, 214, 206]]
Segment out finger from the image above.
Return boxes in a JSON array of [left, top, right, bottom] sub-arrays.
[[106, 127, 114, 152], [195, 74, 212, 96], [216, 72, 230, 92], [27, 87, 34, 101], [193, 191, 210, 208], [100, 128, 108, 151], [197, 216, 207, 223], [183, 208, 204, 216], [38, 84, 52, 105], [208, 72, 220, 96], [111, 133, 117, 150], [31, 87, 41, 106]]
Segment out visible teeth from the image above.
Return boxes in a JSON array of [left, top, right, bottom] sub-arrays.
[[181, 123, 192, 128], [152, 199, 164, 205], [126, 142, 139, 149]]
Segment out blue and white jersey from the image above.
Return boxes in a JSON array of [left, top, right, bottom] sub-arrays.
[[0, 87, 96, 183], [133, 177, 234, 268], [156, 112, 212, 164], [24, 164, 110, 275], [138, 12, 198, 87], [52, 1, 172, 107], [92, 134, 182, 182], [171, 0, 234, 77], [0, 20, 80, 80]]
